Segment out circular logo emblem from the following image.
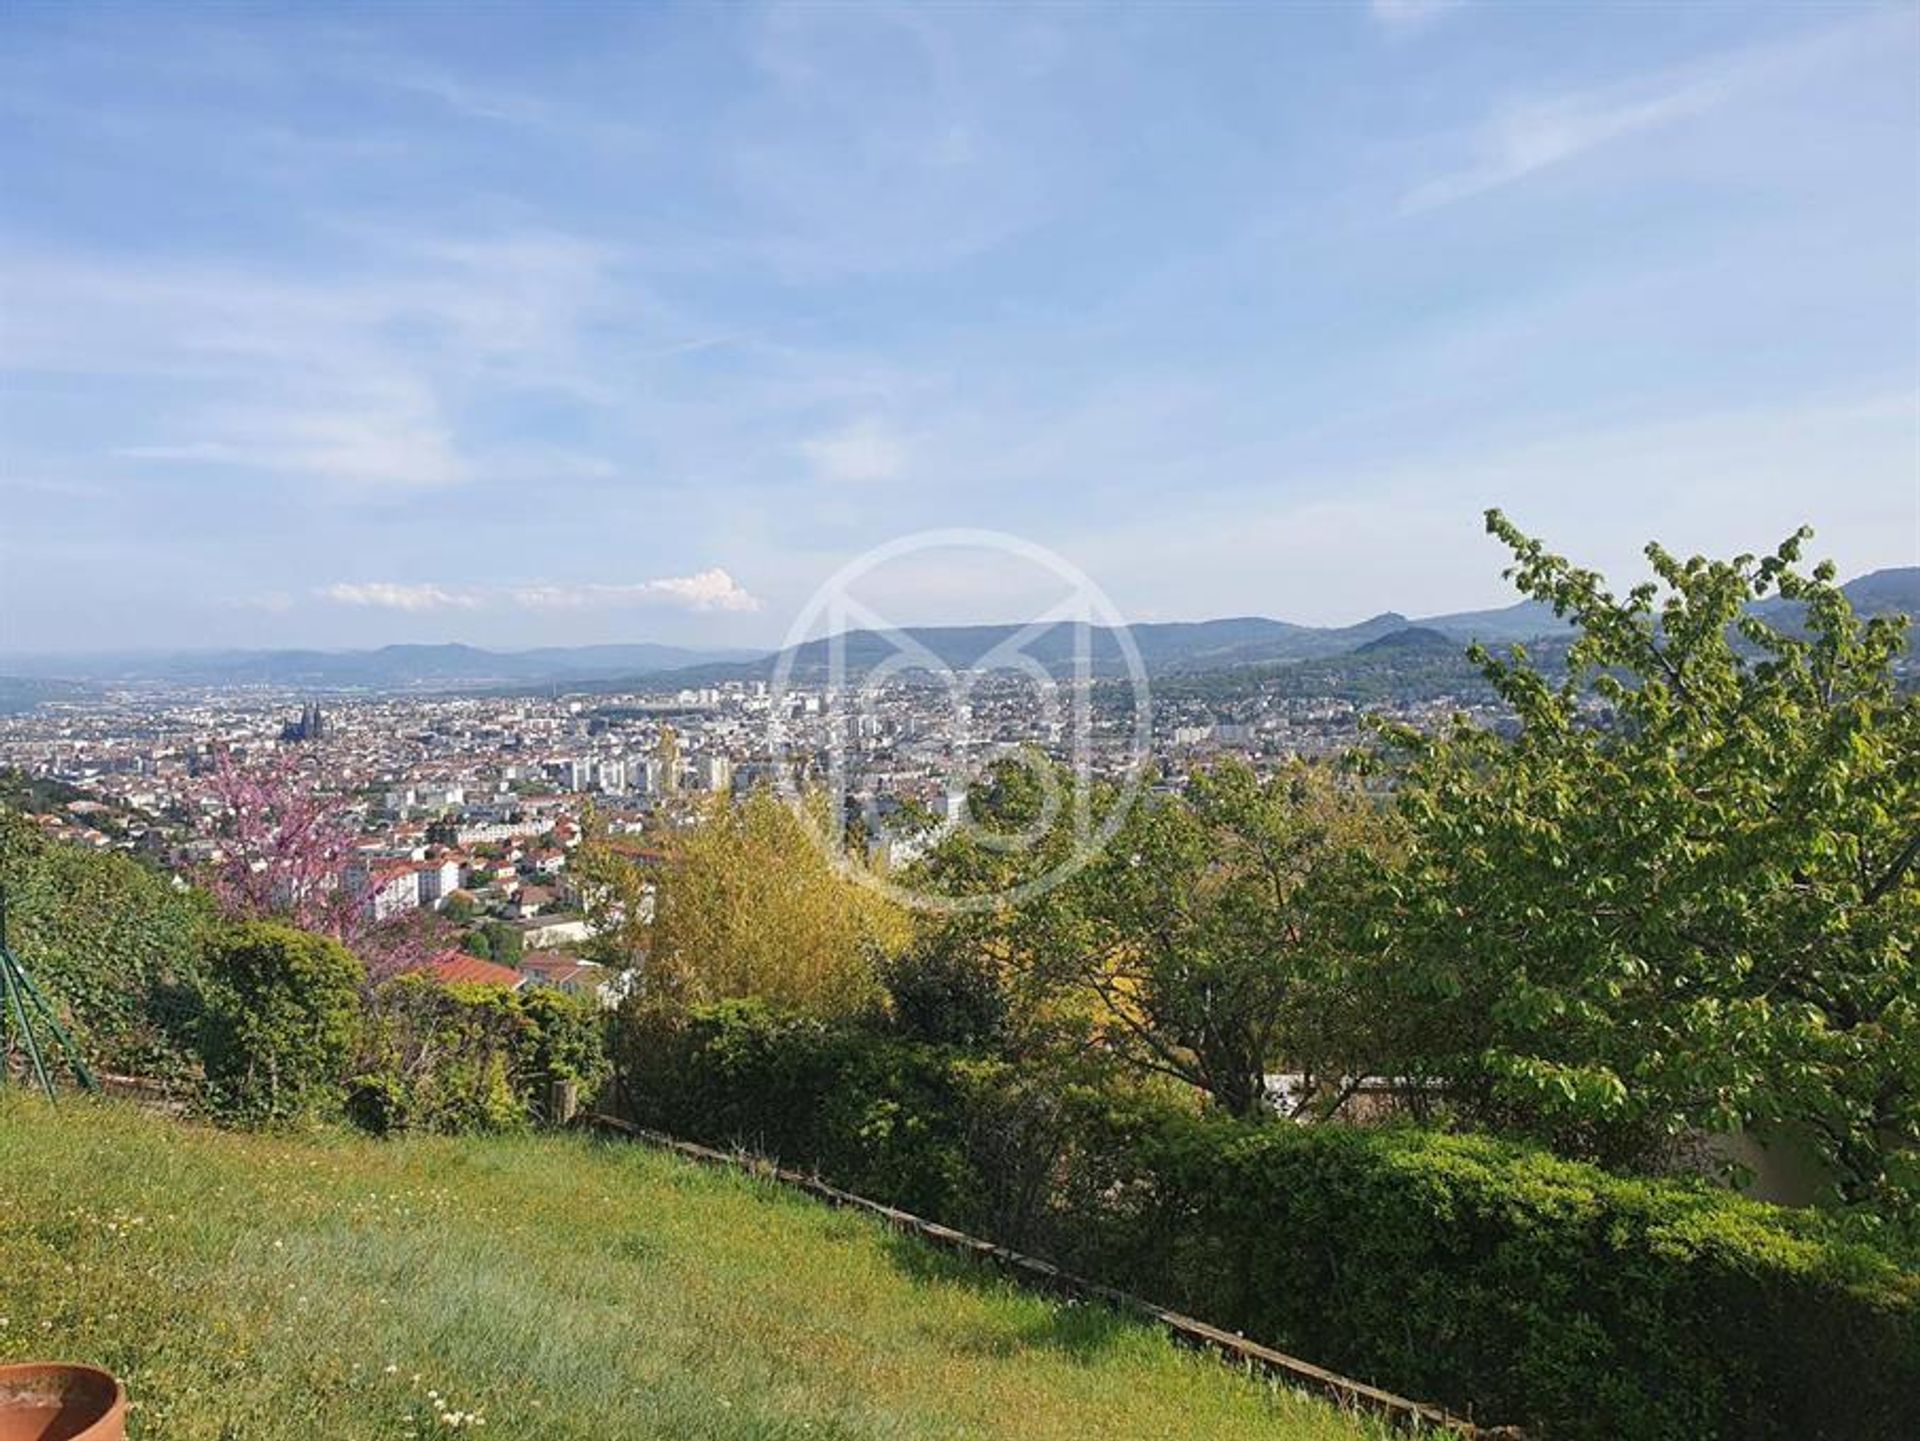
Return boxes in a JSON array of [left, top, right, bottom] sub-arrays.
[[767, 529, 1152, 913]]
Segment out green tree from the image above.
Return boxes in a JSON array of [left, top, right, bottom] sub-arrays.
[[904, 754, 1394, 1115], [645, 788, 907, 1019], [348, 976, 607, 1135], [483, 920, 523, 966], [882, 927, 1012, 1049], [572, 800, 656, 974], [201, 921, 363, 1122], [1371, 512, 1919, 1218], [1048, 759, 1398, 1118]]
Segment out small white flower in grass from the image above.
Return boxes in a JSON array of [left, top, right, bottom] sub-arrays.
[[385, 1364, 399, 1375]]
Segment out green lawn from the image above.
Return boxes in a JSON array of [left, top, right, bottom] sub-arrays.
[[0, 1096, 1389, 1440]]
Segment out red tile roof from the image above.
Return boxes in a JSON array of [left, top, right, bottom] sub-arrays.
[[416, 950, 526, 990]]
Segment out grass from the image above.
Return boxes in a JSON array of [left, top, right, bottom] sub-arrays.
[[0, 1095, 1391, 1440]]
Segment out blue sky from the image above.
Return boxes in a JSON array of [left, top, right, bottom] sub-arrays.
[[2, 0, 1916, 652]]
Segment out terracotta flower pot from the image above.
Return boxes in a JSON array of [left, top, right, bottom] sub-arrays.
[[0, 1364, 125, 1441]]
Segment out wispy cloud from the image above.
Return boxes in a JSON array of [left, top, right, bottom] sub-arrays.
[[222, 591, 297, 614], [117, 376, 465, 491], [800, 418, 908, 484], [1405, 74, 1734, 213], [1395, 16, 1895, 213], [359, 54, 653, 151], [319, 569, 760, 614], [725, 3, 1058, 277], [7, 232, 627, 495], [1369, 0, 1465, 35]]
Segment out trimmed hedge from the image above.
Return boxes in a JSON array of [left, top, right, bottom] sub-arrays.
[[1074, 1102, 1918, 1440], [621, 1000, 1920, 1440]]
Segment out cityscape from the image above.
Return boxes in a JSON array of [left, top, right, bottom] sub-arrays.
[[1, 2, 1914, 1439], [0, 651, 1499, 924]]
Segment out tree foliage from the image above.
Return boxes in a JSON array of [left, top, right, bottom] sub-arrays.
[[571, 801, 656, 975], [644, 788, 908, 1019], [348, 974, 608, 1135], [203, 754, 446, 982], [1039, 759, 1396, 1117], [1369, 512, 1919, 1217], [200, 920, 364, 1122], [908, 756, 1396, 1118]]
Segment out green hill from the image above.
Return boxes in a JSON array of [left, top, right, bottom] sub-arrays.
[[1350, 626, 1458, 656], [0, 1097, 1387, 1440]]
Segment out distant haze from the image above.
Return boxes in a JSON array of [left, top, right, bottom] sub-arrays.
[[5, 568, 1910, 694]]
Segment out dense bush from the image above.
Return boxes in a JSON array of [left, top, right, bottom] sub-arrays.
[[882, 932, 1011, 1049], [621, 1000, 1920, 1440], [2, 807, 612, 1135], [0, 809, 212, 1082], [200, 921, 363, 1122], [349, 975, 609, 1135], [617, 999, 966, 1216], [1067, 1102, 1919, 1441]]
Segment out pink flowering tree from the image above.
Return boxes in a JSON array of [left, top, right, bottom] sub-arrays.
[[203, 752, 446, 983]]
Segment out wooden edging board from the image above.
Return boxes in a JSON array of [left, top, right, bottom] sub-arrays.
[[578, 1112, 1524, 1439]]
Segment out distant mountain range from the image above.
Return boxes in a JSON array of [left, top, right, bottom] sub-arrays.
[[2, 568, 1910, 699], [0, 641, 760, 691], [545, 566, 1917, 691]]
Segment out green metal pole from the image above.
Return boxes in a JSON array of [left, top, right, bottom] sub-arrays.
[[0, 886, 97, 1097], [13, 953, 97, 1093], [2, 947, 55, 1099]]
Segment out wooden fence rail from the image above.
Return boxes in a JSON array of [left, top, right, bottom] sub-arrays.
[[578, 1111, 1525, 1440]]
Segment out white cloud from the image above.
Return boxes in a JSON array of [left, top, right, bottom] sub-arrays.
[[318, 570, 759, 615], [1369, 0, 1465, 34], [801, 418, 907, 484], [320, 582, 481, 612], [510, 568, 760, 613]]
